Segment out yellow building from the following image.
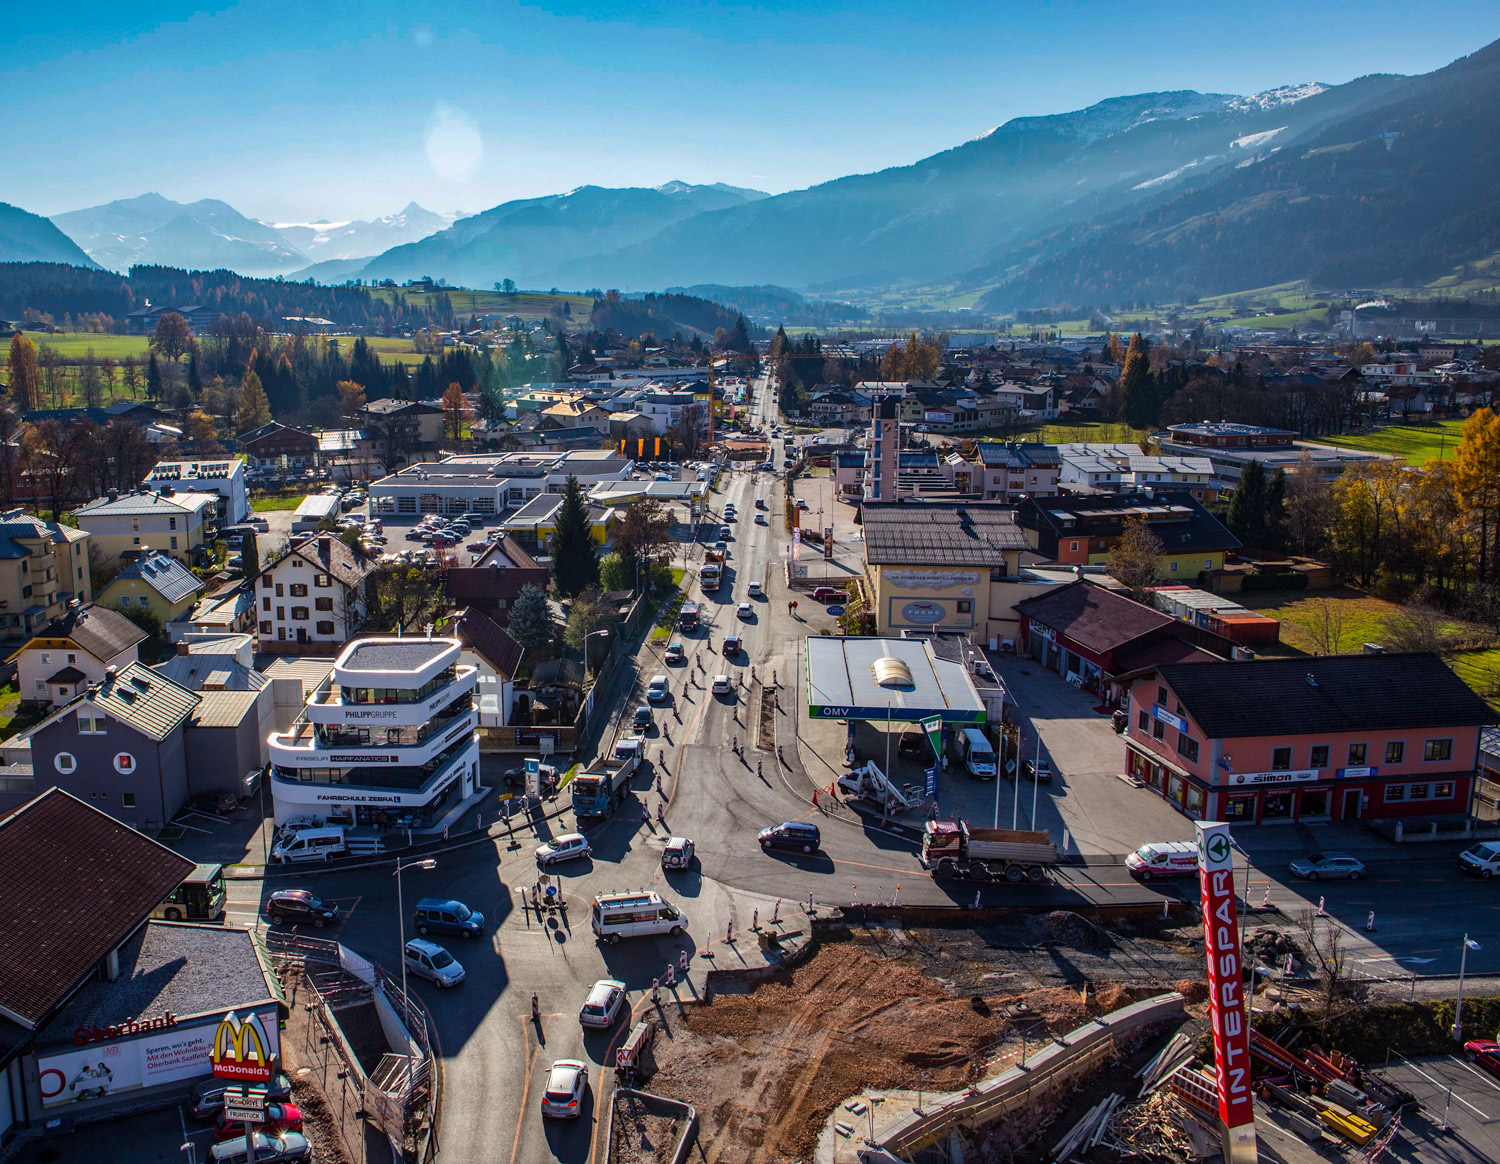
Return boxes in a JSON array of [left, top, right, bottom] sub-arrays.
[[499, 494, 617, 553], [74, 488, 218, 566], [97, 552, 206, 626], [0, 510, 91, 642]]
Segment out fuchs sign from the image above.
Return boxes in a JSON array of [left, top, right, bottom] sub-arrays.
[[1195, 821, 1258, 1164]]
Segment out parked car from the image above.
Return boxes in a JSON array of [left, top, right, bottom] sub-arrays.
[[413, 897, 485, 939], [664, 641, 685, 665], [758, 821, 821, 854], [541, 1060, 589, 1119], [1289, 853, 1365, 881], [209, 1132, 310, 1163], [215, 1103, 303, 1142], [536, 833, 592, 867], [189, 790, 239, 816], [578, 979, 627, 1028], [403, 938, 465, 987], [662, 836, 696, 870], [264, 889, 340, 928], [192, 1074, 293, 1120], [897, 730, 925, 758], [1459, 841, 1500, 878], [1465, 1039, 1500, 1081], [1021, 758, 1054, 783], [812, 587, 846, 603]]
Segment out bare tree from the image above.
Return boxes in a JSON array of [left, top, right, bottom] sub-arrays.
[[1292, 907, 1353, 1037], [1379, 597, 1456, 653], [1307, 597, 1349, 656], [1108, 516, 1167, 601]]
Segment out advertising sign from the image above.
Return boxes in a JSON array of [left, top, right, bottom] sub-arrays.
[[525, 756, 541, 800], [1195, 822, 1257, 1160], [1151, 705, 1187, 732], [211, 1011, 276, 1082], [1227, 769, 1317, 786], [223, 1086, 267, 1123]]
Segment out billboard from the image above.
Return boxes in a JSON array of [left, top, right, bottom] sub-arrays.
[[1195, 821, 1258, 1163]]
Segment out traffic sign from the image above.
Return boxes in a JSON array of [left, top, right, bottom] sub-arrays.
[[223, 1085, 266, 1123]]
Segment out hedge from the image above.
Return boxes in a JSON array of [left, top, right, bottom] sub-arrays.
[[1252, 997, 1500, 1063], [1241, 571, 1309, 592]]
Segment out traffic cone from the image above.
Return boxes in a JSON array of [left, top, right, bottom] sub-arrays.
[[1317, 896, 1326, 917]]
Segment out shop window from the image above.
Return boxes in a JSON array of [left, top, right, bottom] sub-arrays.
[[1299, 789, 1330, 818], [1347, 743, 1367, 766], [1184, 786, 1204, 820], [1224, 795, 1255, 821], [1423, 738, 1452, 762], [1262, 792, 1293, 819], [1176, 732, 1199, 763], [1272, 746, 1291, 771], [1409, 783, 1430, 800], [1138, 710, 1149, 732], [1309, 745, 1329, 768], [1434, 781, 1454, 798], [1385, 741, 1405, 764], [1385, 784, 1406, 802]]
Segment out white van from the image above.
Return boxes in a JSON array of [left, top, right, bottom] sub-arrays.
[[1126, 840, 1199, 880], [957, 728, 996, 779], [272, 826, 347, 864], [1459, 841, 1500, 879], [590, 891, 687, 944]]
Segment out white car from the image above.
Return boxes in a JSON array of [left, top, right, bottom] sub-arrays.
[[579, 979, 627, 1028], [535, 833, 592, 867], [711, 674, 732, 695], [748, 582, 764, 597], [737, 603, 753, 620], [754, 513, 767, 525], [403, 938, 465, 987], [540, 1059, 588, 1119]]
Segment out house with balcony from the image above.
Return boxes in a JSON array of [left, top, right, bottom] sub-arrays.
[[0, 511, 91, 641], [1019, 491, 1240, 578], [267, 636, 481, 828], [1121, 653, 1497, 826], [74, 487, 218, 567]]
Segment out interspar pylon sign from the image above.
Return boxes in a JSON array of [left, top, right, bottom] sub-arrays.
[[1195, 821, 1258, 1163]]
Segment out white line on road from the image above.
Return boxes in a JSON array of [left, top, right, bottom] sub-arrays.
[[1394, 1058, 1491, 1119]]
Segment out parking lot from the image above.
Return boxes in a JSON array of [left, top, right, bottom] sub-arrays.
[[1373, 1052, 1500, 1164]]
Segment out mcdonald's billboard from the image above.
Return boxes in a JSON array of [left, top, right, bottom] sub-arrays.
[[210, 1010, 275, 1082]]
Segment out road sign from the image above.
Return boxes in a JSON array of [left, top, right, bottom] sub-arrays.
[[825, 605, 845, 617], [223, 1086, 266, 1124]]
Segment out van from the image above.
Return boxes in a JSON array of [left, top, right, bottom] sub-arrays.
[[271, 826, 346, 864], [646, 675, 670, 703], [590, 890, 687, 944], [956, 727, 996, 779], [1459, 841, 1500, 879], [1126, 840, 1199, 880]]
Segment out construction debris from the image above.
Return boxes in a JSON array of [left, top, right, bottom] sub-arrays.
[[1104, 1091, 1196, 1162], [1050, 1093, 1123, 1162], [1135, 1032, 1194, 1097]]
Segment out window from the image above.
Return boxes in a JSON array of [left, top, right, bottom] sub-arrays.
[[315, 596, 333, 611], [316, 620, 335, 635], [1309, 745, 1329, 768], [290, 584, 309, 597], [55, 752, 76, 774], [1204, 559, 1212, 569], [1176, 732, 1200, 763], [1385, 741, 1405, 764], [260, 621, 272, 634], [137, 596, 149, 607], [1152, 717, 1166, 741], [168, 517, 177, 530], [291, 606, 309, 621], [1435, 781, 1454, 798], [1409, 783, 1430, 800], [262, 596, 271, 611], [1169, 561, 1179, 573], [33, 680, 44, 692], [293, 559, 303, 568], [1385, 784, 1406, 802], [77, 566, 83, 580], [276, 584, 284, 597], [315, 574, 331, 588], [132, 518, 139, 532], [78, 710, 105, 734], [276, 607, 284, 620], [1348, 743, 1367, 766], [1069, 540, 1079, 553], [956, 600, 972, 614], [40, 653, 50, 665], [122, 792, 136, 809], [169, 536, 178, 550], [67, 653, 75, 664], [1157, 686, 1168, 705], [132, 537, 140, 546], [1272, 746, 1292, 771], [1138, 710, 1150, 731], [261, 575, 272, 588], [1423, 738, 1453, 762]]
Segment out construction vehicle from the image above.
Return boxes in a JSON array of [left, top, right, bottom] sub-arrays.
[[920, 820, 1057, 882], [700, 562, 722, 591], [838, 761, 921, 814], [571, 738, 643, 818], [678, 603, 700, 632]]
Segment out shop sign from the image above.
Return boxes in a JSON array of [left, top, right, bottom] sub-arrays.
[[884, 568, 980, 591], [1195, 822, 1257, 1152], [1337, 766, 1378, 779], [74, 1011, 178, 1045], [900, 601, 947, 624], [211, 1011, 274, 1082], [223, 1087, 266, 1123], [1228, 769, 1318, 786], [1151, 704, 1187, 731]]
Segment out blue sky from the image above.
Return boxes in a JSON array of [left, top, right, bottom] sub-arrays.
[[3, 2, 1494, 222]]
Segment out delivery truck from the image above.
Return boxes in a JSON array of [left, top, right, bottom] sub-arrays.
[[920, 819, 1057, 882], [571, 737, 644, 818]]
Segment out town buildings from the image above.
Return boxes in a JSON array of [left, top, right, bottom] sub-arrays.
[[74, 487, 218, 567], [0, 511, 91, 641], [7, 603, 146, 707], [254, 532, 374, 652], [369, 450, 632, 517], [96, 551, 206, 627], [863, 396, 900, 502], [444, 537, 548, 625], [1019, 491, 1241, 577], [238, 420, 321, 471], [141, 458, 249, 524]]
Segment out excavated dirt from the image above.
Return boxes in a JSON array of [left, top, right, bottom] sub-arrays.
[[644, 932, 1183, 1164]]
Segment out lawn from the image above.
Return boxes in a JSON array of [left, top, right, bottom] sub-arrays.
[[1024, 421, 1152, 447], [2, 332, 151, 361], [250, 495, 307, 512], [1305, 420, 1468, 465]]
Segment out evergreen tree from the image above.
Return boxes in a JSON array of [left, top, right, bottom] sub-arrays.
[[550, 475, 599, 598], [237, 371, 272, 432], [1227, 458, 1269, 547], [1265, 468, 1287, 550], [188, 350, 203, 396], [1117, 333, 1156, 428], [146, 353, 163, 401], [241, 531, 260, 580], [727, 315, 751, 353], [508, 584, 555, 651]]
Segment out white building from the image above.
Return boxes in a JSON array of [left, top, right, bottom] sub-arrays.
[[267, 636, 480, 826], [369, 450, 633, 518], [254, 533, 373, 652], [142, 459, 249, 524]]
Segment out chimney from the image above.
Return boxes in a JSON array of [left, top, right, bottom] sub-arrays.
[[107, 489, 119, 502], [318, 535, 332, 556], [177, 641, 191, 656], [1362, 642, 1385, 655]]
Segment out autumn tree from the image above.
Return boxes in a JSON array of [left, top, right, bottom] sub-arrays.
[[121, 355, 140, 398], [612, 497, 675, 588], [6, 334, 40, 410], [1109, 516, 1167, 600], [337, 379, 367, 418], [1282, 452, 1336, 556], [150, 312, 194, 362], [185, 411, 220, 449], [237, 371, 272, 432], [1455, 407, 1500, 585], [441, 382, 471, 440]]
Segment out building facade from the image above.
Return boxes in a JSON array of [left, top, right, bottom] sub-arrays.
[[254, 533, 373, 652], [863, 395, 900, 502], [0, 511, 92, 640], [74, 488, 218, 566], [7, 604, 146, 707], [267, 636, 481, 826], [1020, 491, 1240, 577], [142, 459, 249, 525]]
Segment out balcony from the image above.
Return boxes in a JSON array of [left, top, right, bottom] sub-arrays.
[[272, 732, 477, 796], [271, 704, 476, 769], [304, 665, 476, 727]]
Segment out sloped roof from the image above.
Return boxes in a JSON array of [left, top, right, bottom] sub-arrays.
[[278, 532, 375, 588], [451, 607, 524, 680], [1014, 580, 1172, 655], [77, 662, 201, 740], [74, 490, 216, 518], [189, 689, 262, 729], [0, 789, 194, 1028], [8, 603, 146, 665], [154, 653, 267, 692], [107, 552, 205, 606]]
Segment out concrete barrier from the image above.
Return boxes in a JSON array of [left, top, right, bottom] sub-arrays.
[[605, 1088, 698, 1164]]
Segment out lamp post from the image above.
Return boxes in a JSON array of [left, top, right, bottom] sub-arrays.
[[584, 628, 609, 677], [1453, 934, 1483, 1041], [394, 857, 437, 1099]]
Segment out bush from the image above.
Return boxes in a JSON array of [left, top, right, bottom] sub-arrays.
[[1254, 997, 1500, 1063], [1241, 571, 1308, 592]]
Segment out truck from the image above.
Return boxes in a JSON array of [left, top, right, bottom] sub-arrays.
[[679, 603, 700, 632], [571, 737, 644, 818], [920, 820, 1057, 883], [948, 727, 997, 780], [838, 761, 921, 814], [700, 562, 722, 591]]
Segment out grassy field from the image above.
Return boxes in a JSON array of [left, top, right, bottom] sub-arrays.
[[250, 495, 307, 512], [1029, 421, 1152, 446], [3, 332, 151, 361], [1306, 420, 1468, 465]]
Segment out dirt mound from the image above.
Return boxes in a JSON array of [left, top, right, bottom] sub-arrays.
[[1036, 911, 1112, 951], [1244, 927, 1303, 968], [1174, 979, 1209, 1004]]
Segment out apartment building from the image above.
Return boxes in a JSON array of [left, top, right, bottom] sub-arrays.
[[254, 533, 374, 653], [0, 511, 92, 641], [74, 487, 218, 566]]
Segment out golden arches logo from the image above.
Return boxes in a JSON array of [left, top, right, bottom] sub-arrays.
[[210, 1011, 273, 1080]]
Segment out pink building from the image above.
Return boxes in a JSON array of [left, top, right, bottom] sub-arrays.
[[1122, 653, 1495, 826]]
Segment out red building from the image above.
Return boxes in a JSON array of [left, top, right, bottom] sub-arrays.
[[1122, 653, 1497, 825], [444, 537, 547, 626]]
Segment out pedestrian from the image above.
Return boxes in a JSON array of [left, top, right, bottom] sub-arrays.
[[812, 789, 819, 810]]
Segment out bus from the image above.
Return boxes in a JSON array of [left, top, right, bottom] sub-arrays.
[[153, 862, 227, 922]]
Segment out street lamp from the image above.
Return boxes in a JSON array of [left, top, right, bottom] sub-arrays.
[[394, 857, 437, 1098], [584, 628, 610, 675], [1453, 934, 1483, 1041]]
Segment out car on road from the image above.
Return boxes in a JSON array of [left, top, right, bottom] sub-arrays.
[[646, 674, 670, 702], [536, 833, 592, 866], [748, 581, 764, 597], [215, 1102, 303, 1142], [664, 641, 685, 665], [1459, 841, 1500, 878], [1021, 758, 1054, 783], [737, 602, 754, 620], [754, 512, 767, 524], [759, 821, 821, 854], [812, 587, 846, 603], [403, 938, 465, 987], [579, 979, 627, 1028], [758, 461, 774, 471], [633, 704, 654, 730], [722, 635, 742, 657], [192, 1074, 293, 1120], [719, 525, 733, 539], [662, 836, 695, 870], [264, 889, 340, 928], [711, 674, 732, 696], [1465, 1039, 1500, 1081], [897, 730, 925, 758], [209, 1131, 310, 1163], [541, 1059, 588, 1119], [189, 789, 239, 815], [794, 498, 808, 510], [755, 496, 767, 509], [414, 897, 485, 939], [713, 540, 728, 556], [1289, 852, 1365, 880]]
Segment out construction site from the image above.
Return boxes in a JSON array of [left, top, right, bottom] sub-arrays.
[[606, 909, 1500, 1164]]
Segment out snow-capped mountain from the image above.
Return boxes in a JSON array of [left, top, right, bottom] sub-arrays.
[[273, 203, 462, 264]]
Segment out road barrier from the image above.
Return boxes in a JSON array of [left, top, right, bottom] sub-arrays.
[[604, 1088, 699, 1164]]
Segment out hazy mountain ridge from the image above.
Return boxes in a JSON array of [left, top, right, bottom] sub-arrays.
[[273, 202, 460, 263], [0, 203, 99, 268]]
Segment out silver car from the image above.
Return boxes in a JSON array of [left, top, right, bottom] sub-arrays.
[[403, 938, 465, 987], [535, 833, 591, 867], [1289, 852, 1365, 881], [541, 1059, 588, 1119], [578, 979, 627, 1028]]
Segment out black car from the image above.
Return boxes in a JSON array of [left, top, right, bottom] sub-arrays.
[[264, 889, 341, 928], [722, 635, 743, 657], [758, 821, 821, 854], [192, 1072, 292, 1120], [897, 730, 925, 758], [190, 790, 239, 816]]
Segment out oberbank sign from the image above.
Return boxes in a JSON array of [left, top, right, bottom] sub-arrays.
[[210, 1011, 275, 1082]]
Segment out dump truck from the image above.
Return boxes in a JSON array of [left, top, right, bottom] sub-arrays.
[[700, 562, 722, 591], [571, 737, 644, 818], [920, 819, 1057, 883]]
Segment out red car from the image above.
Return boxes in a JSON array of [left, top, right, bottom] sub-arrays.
[[215, 1101, 304, 1142], [1466, 1040, 1500, 1082], [812, 587, 846, 603]]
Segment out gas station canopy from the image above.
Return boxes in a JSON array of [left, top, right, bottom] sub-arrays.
[[803, 636, 987, 723]]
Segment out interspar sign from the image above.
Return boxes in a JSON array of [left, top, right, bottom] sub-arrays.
[[1195, 821, 1257, 1158]]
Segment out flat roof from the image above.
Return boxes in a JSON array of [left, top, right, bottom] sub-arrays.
[[294, 494, 340, 518], [340, 638, 454, 673], [803, 636, 986, 723]]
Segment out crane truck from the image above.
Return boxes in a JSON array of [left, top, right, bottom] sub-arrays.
[[920, 820, 1057, 883]]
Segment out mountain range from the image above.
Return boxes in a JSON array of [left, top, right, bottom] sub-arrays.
[[0, 203, 97, 269], [10, 35, 1500, 309]]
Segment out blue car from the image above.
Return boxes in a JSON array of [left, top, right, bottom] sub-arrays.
[[413, 897, 485, 939]]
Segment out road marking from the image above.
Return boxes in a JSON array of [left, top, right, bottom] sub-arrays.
[[1451, 1055, 1500, 1096], [508, 1013, 557, 1164], [1395, 1058, 1491, 1119]]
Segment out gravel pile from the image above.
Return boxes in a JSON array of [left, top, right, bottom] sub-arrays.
[[611, 1098, 681, 1164]]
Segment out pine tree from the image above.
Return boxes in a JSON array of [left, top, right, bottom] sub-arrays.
[[1227, 458, 1269, 547], [237, 371, 272, 432], [241, 530, 260, 580], [188, 350, 203, 396], [1117, 333, 1156, 428], [550, 475, 599, 598], [508, 584, 555, 651], [727, 316, 751, 353], [146, 353, 163, 401]]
